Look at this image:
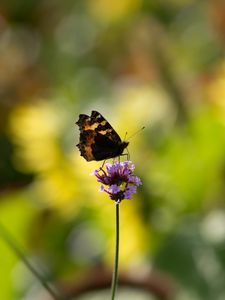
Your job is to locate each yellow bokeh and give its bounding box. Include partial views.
[206,61,225,121]
[8,102,64,172]
[87,0,142,23]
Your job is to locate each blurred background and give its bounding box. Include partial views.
[0,0,225,299]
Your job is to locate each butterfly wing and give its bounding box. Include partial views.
[76,111,127,161]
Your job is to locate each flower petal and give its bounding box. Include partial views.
[99,185,105,192]
[108,184,121,194]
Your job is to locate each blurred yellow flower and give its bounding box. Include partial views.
[9,102,64,172]
[207,61,225,122]
[87,0,142,23]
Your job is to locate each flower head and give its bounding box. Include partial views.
[92,161,142,202]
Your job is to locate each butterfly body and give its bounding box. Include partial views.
[76,111,129,161]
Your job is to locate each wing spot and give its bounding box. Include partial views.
[98,129,113,134]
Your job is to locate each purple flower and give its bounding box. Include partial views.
[92,160,142,202]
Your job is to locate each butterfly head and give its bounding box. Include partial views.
[121,140,129,150]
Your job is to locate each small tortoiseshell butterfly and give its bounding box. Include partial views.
[76,110,129,161]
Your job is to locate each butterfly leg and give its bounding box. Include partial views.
[120,148,130,161]
[101,160,106,169]
[126,147,130,161]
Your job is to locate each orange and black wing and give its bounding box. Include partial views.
[76,111,128,161]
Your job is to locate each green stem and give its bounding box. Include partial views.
[0,222,64,300]
[110,201,120,300]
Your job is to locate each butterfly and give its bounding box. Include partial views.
[76,110,129,161]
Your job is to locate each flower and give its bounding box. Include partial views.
[92,160,142,202]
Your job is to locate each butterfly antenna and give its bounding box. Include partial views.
[127,126,145,140]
